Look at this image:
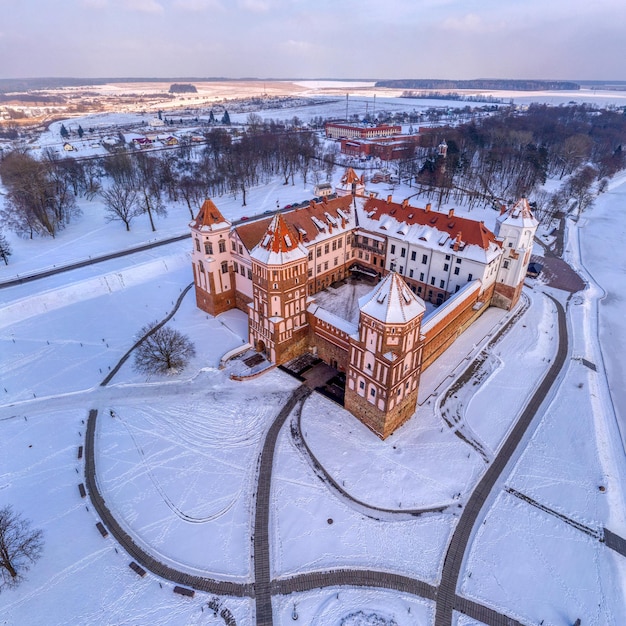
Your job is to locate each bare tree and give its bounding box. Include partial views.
[100,182,140,231]
[0,232,12,265]
[0,505,44,593]
[133,323,196,375]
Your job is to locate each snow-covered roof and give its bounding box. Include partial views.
[496,198,538,229]
[359,272,426,324]
[189,198,230,232]
[250,213,308,265]
[307,303,358,336]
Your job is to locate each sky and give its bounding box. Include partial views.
[1,0,625,81]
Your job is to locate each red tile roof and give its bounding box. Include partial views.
[363,197,498,250]
[190,199,229,230]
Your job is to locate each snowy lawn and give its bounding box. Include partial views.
[271,416,455,584]
[97,369,297,581]
[0,408,254,626]
[273,588,433,626]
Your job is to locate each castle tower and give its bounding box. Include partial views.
[248,213,310,364]
[345,273,426,439]
[335,167,365,198]
[492,198,539,310]
[190,199,236,316]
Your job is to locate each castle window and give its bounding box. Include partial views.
[338,238,343,248]
[455,285,460,292]
[440,279,445,289]
[221,261,228,274]
[317,248,322,258]
[334,257,338,266]
[317,264,321,273]
[457,258,462,264]
[247,269,252,280]
[233,261,239,272]
[240,265,245,276]
[454,267,460,275]
[390,244,396,254]
[445,254,451,260]
[332,240,337,251]
[239,245,243,254]
[195,238,201,252]
[308,269,313,277]
[468,273,473,281]
[359,380,365,390]
[411,251,416,261]
[422,254,428,264]
[325,243,329,254]
[409,269,414,278]
[419,272,424,281]
[219,240,226,253]
[444,263,449,271]
[205,242,213,255]
[503,260,510,269]
[198,260,204,273]
[324,261,328,271]
[417,286,422,294]
[401,248,406,258]
[399,266,404,275]
[370,388,376,397]
[390,262,396,271]
[308,251,313,261]
[508,242,513,247]
[430,277,436,285]
[231,241,236,250]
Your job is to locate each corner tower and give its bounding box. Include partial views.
[190,199,236,316]
[492,198,538,310]
[248,213,309,364]
[345,273,426,439]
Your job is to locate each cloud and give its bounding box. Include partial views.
[238,0,270,13]
[173,0,223,11]
[441,13,504,34]
[121,0,164,13]
[81,0,109,8]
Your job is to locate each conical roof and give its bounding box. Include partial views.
[250,213,308,265]
[359,272,426,324]
[190,198,230,231]
[496,198,537,229]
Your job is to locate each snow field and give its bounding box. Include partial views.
[97,370,297,581]
[0,409,256,626]
[273,587,433,625]
[271,417,455,584]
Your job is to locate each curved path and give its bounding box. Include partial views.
[434,294,569,626]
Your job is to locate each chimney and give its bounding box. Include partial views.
[387,195,392,204]
[453,231,462,251]
[341,215,346,229]
[500,204,507,215]
[402,199,409,208]
[448,208,454,218]
[310,200,316,209]
[425,202,431,212]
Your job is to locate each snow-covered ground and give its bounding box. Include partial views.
[2,110,626,623]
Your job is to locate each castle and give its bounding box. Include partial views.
[190,169,537,438]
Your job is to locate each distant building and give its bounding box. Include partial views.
[314,182,333,198]
[325,122,402,140]
[189,169,537,438]
[340,135,421,161]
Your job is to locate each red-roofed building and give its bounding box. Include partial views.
[325,122,402,140]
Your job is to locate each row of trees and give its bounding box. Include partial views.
[406,103,626,218]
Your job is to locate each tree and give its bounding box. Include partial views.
[77,125,84,139]
[60,124,68,139]
[133,323,196,375]
[100,182,140,231]
[0,505,44,592]
[0,232,12,265]
[221,110,231,125]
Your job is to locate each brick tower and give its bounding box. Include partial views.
[190,199,236,316]
[248,213,310,364]
[345,272,426,439]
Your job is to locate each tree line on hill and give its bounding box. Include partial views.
[376,79,581,91]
